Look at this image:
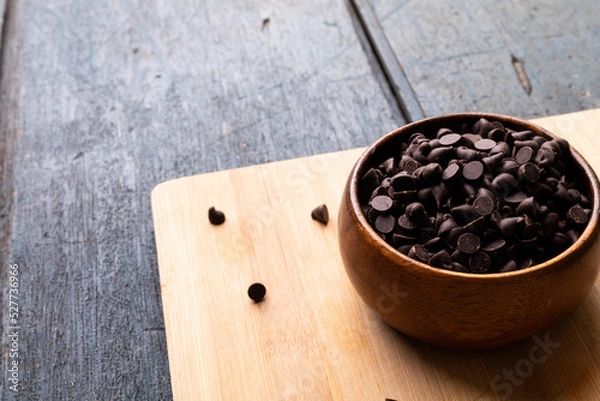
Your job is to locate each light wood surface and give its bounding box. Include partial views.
[155,110,600,400]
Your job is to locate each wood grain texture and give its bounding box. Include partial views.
[370,0,600,118]
[152,109,600,401]
[0,0,400,399]
[350,0,425,122]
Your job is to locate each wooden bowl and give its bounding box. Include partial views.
[338,113,600,349]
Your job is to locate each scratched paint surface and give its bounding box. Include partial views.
[370,0,600,118]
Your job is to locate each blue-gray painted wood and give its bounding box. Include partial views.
[0,0,401,399]
[371,0,600,118]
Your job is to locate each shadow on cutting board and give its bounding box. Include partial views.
[377,284,600,400]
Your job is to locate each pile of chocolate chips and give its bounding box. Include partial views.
[359,118,591,273]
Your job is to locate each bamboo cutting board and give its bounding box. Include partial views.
[152,109,600,401]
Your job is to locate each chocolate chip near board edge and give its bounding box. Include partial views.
[357,117,591,273]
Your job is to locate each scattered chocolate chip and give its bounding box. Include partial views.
[208,206,226,225]
[248,283,266,302]
[311,204,329,225]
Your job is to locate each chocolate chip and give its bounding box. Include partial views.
[490,142,511,156]
[567,204,588,225]
[428,249,452,268]
[414,163,443,185]
[515,146,535,164]
[482,238,506,253]
[208,206,226,225]
[393,233,417,246]
[486,128,506,142]
[498,159,520,175]
[248,283,266,302]
[503,191,527,204]
[424,236,445,252]
[463,216,485,234]
[456,146,480,162]
[520,258,534,269]
[437,214,457,237]
[535,146,555,167]
[469,252,491,273]
[371,195,393,212]
[375,214,396,233]
[451,203,479,223]
[361,168,382,189]
[392,189,418,204]
[439,133,462,146]
[499,260,518,272]
[409,244,433,263]
[405,202,429,226]
[473,195,495,215]
[551,232,571,253]
[474,138,497,151]
[515,197,538,218]
[311,204,329,225]
[491,173,518,196]
[482,152,505,171]
[511,130,534,141]
[397,214,417,231]
[518,163,541,183]
[498,216,525,237]
[457,232,481,254]
[442,163,461,182]
[391,171,416,190]
[462,161,484,181]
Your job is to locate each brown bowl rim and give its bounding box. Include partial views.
[349,112,600,280]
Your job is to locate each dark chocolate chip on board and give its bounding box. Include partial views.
[208,206,226,225]
[311,204,329,225]
[248,283,266,302]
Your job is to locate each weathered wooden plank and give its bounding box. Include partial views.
[370,0,600,118]
[351,0,425,122]
[0,0,401,399]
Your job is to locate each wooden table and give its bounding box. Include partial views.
[1,0,599,399]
